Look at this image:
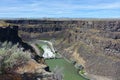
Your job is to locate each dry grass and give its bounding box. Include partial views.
[0,21,9,27]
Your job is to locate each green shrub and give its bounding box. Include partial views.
[0,42,31,74]
[79,70,85,75]
[35,44,44,57]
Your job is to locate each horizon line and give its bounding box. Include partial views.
[1,17,120,20]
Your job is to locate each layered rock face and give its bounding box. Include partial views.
[3,19,120,80]
[0,26,36,53]
[4,19,120,40]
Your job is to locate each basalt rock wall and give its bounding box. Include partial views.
[0,26,35,53]
[4,19,120,40]
[5,19,120,32]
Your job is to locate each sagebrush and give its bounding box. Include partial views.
[0,42,31,74]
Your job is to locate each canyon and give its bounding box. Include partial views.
[0,19,120,80]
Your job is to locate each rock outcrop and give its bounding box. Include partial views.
[0,59,54,80]
[0,25,36,53]
[0,25,57,80]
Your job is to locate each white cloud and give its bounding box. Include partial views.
[0,0,120,18]
[0,1,120,12]
[75,2,120,9]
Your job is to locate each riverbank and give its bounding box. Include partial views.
[45,58,87,80]
[36,40,89,80]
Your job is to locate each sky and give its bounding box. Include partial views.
[0,0,120,18]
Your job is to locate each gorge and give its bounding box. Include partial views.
[0,19,120,80]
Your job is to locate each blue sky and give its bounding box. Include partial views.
[0,0,120,18]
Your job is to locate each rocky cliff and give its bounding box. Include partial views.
[4,19,120,40]
[0,23,58,80]
[2,19,120,80]
[0,25,36,53]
